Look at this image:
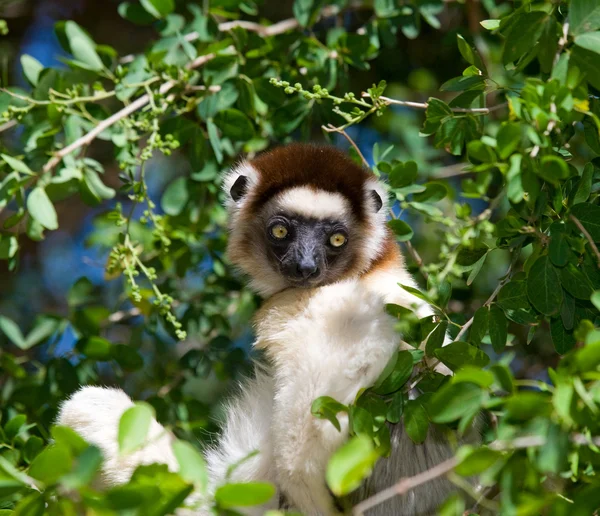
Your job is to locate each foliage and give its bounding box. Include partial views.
[0,0,600,513]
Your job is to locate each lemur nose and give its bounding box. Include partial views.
[297,261,319,279]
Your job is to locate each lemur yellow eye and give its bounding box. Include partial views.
[271,224,288,239]
[330,233,347,247]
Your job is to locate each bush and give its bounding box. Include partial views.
[0,0,599,513]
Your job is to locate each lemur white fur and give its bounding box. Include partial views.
[58,144,461,515]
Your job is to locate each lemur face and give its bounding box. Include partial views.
[264,213,353,288]
[223,144,389,297]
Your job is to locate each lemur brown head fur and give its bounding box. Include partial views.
[223,143,395,297]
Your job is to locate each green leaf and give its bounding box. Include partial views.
[572,163,593,205]
[456,34,486,72]
[326,435,379,496]
[140,0,174,19]
[206,119,223,163]
[560,263,593,300]
[575,31,600,54]
[83,168,116,203]
[27,187,58,231]
[389,161,418,188]
[456,246,488,267]
[425,321,448,357]
[161,177,189,216]
[537,423,569,474]
[570,0,600,34]
[118,402,155,454]
[214,109,255,141]
[61,445,103,489]
[386,391,404,423]
[1,154,34,175]
[65,21,104,71]
[434,341,490,371]
[111,344,144,371]
[403,400,429,444]
[469,306,489,346]
[538,156,569,185]
[311,396,347,431]
[548,222,570,267]
[440,75,486,92]
[481,19,500,30]
[571,202,600,242]
[455,446,503,476]
[502,12,548,64]
[0,235,18,260]
[215,482,276,508]
[293,0,323,27]
[504,392,551,420]
[387,219,413,241]
[172,441,208,492]
[0,315,26,348]
[5,415,26,441]
[452,366,494,388]
[551,317,576,354]
[76,336,113,360]
[572,46,600,90]
[373,350,414,394]
[118,2,156,24]
[496,122,521,159]
[28,444,72,485]
[488,305,507,353]
[20,55,43,86]
[592,291,600,311]
[526,256,563,315]
[429,382,484,423]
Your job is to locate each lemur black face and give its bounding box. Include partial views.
[265,214,351,288]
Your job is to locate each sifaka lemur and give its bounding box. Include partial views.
[59,143,464,515]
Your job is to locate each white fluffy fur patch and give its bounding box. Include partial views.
[57,386,178,486]
[274,187,351,220]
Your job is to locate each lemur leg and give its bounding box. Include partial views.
[59,376,278,516]
[203,370,279,515]
[259,281,398,515]
[57,386,178,487]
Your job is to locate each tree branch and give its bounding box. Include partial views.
[322,124,370,169]
[353,431,600,515]
[375,95,508,115]
[42,51,221,173]
[352,458,458,516]
[43,9,333,173]
[570,214,600,268]
[0,120,17,133]
[120,6,342,64]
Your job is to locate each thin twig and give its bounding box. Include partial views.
[404,240,428,280]
[553,22,570,68]
[434,162,470,179]
[107,306,142,324]
[0,119,17,133]
[570,214,600,268]
[454,249,518,342]
[323,124,369,169]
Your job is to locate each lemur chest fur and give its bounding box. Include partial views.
[254,278,399,403]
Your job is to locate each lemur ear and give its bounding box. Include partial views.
[369,190,383,212]
[230,175,249,202]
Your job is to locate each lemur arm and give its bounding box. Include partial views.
[256,280,399,515]
[57,386,179,486]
